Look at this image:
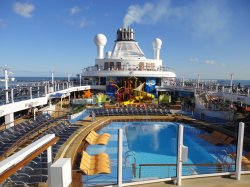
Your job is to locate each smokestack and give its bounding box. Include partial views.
[152,38,162,60]
[94,34,107,59]
[116,27,135,41]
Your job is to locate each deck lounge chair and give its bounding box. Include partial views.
[85,130,111,145]
[80,151,111,175]
[200,131,233,145]
[230,152,250,170]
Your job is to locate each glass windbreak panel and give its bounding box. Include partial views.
[83,127,119,186]
[182,122,237,176]
[124,122,177,181]
[85,121,178,185]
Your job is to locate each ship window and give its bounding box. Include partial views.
[116,62,121,70]
[110,62,114,69]
[104,62,109,70]
[151,63,155,70]
[146,63,151,70]
[139,62,144,70]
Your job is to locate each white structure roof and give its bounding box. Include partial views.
[111,41,146,59]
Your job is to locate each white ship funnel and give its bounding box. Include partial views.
[152,38,162,60]
[94,34,107,59]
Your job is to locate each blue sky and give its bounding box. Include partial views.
[0,0,250,80]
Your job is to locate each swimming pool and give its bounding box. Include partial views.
[83,122,236,186]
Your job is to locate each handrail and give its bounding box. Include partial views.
[0,136,59,183]
[138,163,238,178]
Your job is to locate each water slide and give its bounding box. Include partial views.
[133,83,155,99]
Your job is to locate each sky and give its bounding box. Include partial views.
[0,0,250,80]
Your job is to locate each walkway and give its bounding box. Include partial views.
[134,175,250,187]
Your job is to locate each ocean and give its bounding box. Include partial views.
[0,77,249,88]
[0,77,69,88]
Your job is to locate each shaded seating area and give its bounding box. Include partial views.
[80,151,111,175]
[199,131,234,145]
[85,130,111,145]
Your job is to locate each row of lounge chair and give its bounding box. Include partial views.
[80,130,112,175]
[199,131,234,145]
[85,130,111,145]
[80,151,111,175]
[6,120,80,186]
[89,107,171,117]
[0,114,52,157]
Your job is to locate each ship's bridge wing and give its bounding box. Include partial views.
[111,41,146,59]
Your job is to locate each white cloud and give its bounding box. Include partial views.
[123,0,173,27]
[188,1,229,39]
[79,19,87,28]
[123,0,230,39]
[204,60,216,65]
[70,6,81,15]
[13,2,35,18]
[189,57,198,63]
[0,19,6,28]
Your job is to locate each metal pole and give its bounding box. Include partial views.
[51,71,54,86]
[4,67,9,104]
[47,146,52,168]
[30,87,32,99]
[11,88,14,103]
[197,74,200,88]
[79,72,82,86]
[177,124,184,186]
[118,128,123,187]
[230,73,233,93]
[68,73,71,83]
[236,122,245,180]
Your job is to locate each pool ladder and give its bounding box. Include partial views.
[218,149,233,171]
[124,151,137,177]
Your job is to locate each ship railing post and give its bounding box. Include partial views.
[248,88,250,97]
[177,124,184,186]
[30,87,32,99]
[236,122,245,180]
[45,84,47,95]
[11,88,14,103]
[118,128,123,187]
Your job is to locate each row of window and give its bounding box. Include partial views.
[101,62,156,70]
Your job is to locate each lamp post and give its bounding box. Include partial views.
[230,73,234,93]
[79,69,82,86]
[0,66,15,104]
[50,71,55,93]
[68,73,71,88]
[197,74,200,88]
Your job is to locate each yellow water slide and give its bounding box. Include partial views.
[133,83,155,100]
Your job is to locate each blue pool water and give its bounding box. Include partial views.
[83,122,236,186]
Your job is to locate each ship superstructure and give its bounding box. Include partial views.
[81,27,176,89]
